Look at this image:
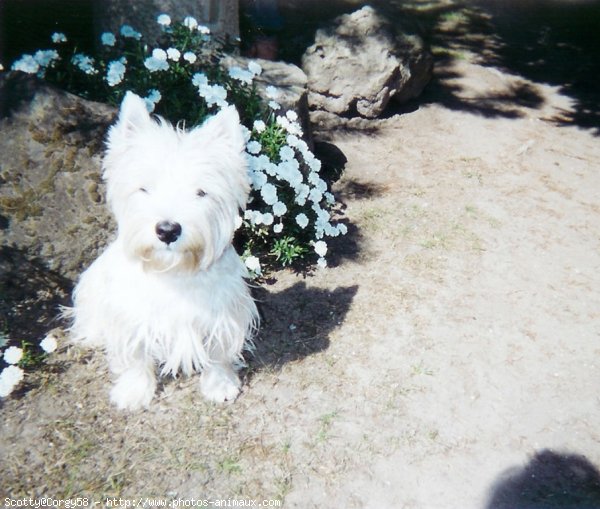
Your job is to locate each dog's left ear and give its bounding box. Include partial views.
[196,106,245,154]
[109,92,153,145]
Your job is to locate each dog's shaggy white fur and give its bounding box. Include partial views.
[69,92,259,410]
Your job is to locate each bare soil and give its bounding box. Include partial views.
[2,2,600,507]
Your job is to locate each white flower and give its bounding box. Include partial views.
[198,25,211,35]
[157,14,171,27]
[272,201,287,217]
[0,64,4,72]
[260,183,278,205]
[228,66,254,84]
[274,223,283,234]
[337,223,348,235]
[12,54,39,74]
[52,32,67,43]
[183,16,198,30]
[317,257,328,269]
[265,85,280,99]
[106,59,126,86]
[295,213,309,229]
[246,141,261,155]
[3,346,22,365]
[0,365,24,397]
[152,48,168,61]
[268,100,281,111]
[309,187,323,204]
[40,334,58,353]
[144,55,169,72]
[143,89,162,112]
[307,156,322,172]
[248,61,262,76]
[294,184,310,206]
[249,168,267,190]
[253,120,266,133]
[197,83,228,108]
[120,24,142,40]
[286,110,298,122]
[101,32,116,46]
[262,212,274,226]
[166,48,181,61]
[286,134,300,147]
[192,72,208,87]
[279,145,295,162]
[314,240,328,257]
[183,51,197,64]
[234,215,243,230]
[276,115,303,136]
[245,256,262,274]
[72,53,97,75]
[34,49,59,68]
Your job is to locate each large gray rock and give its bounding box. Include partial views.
[302,6,433,119]
[0,74,115,283]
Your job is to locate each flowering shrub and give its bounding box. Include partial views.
[8,14,347,274]
[0,332,57,398]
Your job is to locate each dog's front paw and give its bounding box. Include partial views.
[110,367,156,410]
[200,366,241,403]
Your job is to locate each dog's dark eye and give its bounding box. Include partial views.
[196,189,207,198]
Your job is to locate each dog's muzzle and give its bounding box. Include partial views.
[155,220,182,245]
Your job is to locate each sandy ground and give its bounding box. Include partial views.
[2,4,600,508]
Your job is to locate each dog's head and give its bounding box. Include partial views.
[103,92,249,273]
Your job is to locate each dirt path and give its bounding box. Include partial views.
[3,28,600,509]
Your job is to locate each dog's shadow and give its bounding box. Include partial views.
[247,281,358,372]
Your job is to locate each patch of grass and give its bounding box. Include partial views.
[410,361,434,377]
[219,456,242,475]
[316,411,339,443]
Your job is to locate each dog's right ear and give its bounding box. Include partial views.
[109,92,152,142]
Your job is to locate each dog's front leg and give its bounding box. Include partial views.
[109,356,157,410]
[200,340,241,403]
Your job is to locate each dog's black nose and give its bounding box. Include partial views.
[155,220,182,245]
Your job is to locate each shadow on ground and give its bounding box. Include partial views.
[250,281,358,370]
[486,450,600,509]
[0,246,71,344]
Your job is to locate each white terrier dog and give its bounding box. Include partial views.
[69,92,259,410]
